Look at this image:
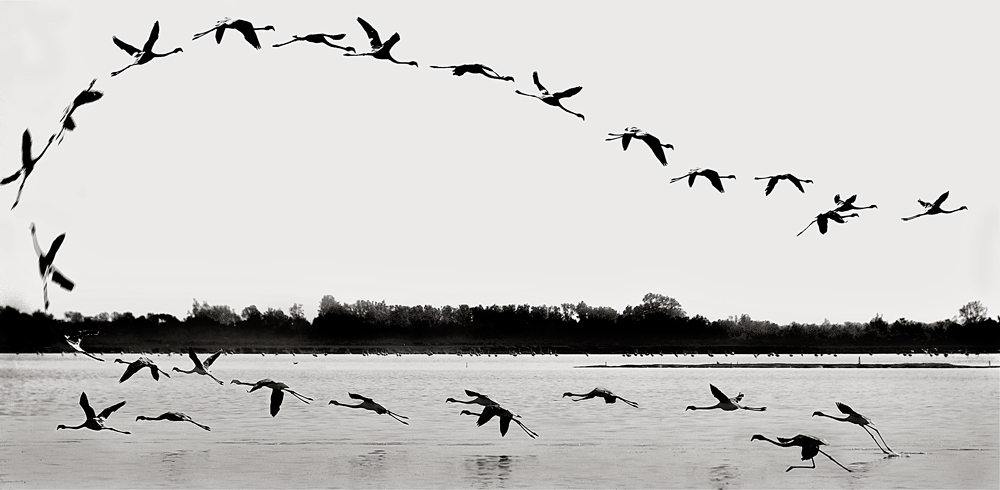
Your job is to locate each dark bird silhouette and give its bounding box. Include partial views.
[429,63,513,81]
[832,194,877,213]
[515,71,584,120]
[670,168,736,193]
[231,379,313,417]
[114,356,170,383]
[446,389,500,406]
[329,393,408,424]
[192,18,275,49]
[57,392,130,435]
[57,79,103,143]
[2,130,55,210]
[901,191,968,221]
[685,384,765,411]
[343,17,417,66]
[797,211,860,236]
[562,387,638,408]
[172,347,224,384]
[272,33,354,52]
[754,174,813,195]
[136,412,210,431]
[606,127,674,166]
[111,21,183,77]
[62,330,103,362]
[813,402,894,455]
[28,223,74,310]
[751,434,851,472]
[460,405,538,439]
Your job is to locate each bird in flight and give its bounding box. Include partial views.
[136,412,211,431]
[57,392,130,435]
[832,194,877,213]
[813,402,895,455]
[901,191,968,221]
[515,71,584,120]
[232,379,313,417]
[685,384,765,411]
[192,18,275,49]
[446,389,500,407]
[2,130,55,210]
[606,127,674,166]
[343,17,418,66]
[272,33,354,52]
[429,63,514,82]
[330,393,409,424]
[754,174,813,195]
[57,79,103,144]
[29,223,74,310]
[751,434,851,472]
[111,21,183,77]
[562,387,638,408]
[460,404,538,439]
[797,210,859,236]
[172,347,225,384]
[115,356,170,383]
[670,168,737,193]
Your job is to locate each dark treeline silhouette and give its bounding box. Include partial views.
[1,295,996,355]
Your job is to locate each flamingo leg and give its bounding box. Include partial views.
[785,458,816,472]
[205,372,225,385]
[865,425,895,454]
[817,449,852,472]
[386,411,409,425]
[513,419,538,439]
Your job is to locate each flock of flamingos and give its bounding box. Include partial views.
[2,13,945,475]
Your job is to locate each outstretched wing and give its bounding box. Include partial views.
[817,214,829,234]
[499,416,511,436]
[835,402,858,416]
[120,361,143,383]
[790,177,805,193]
[270,389,284,416]
[99,400,126,420]
[764,177,778,195]
[29,224,42,257]
[46,234,66,262]
[531,71,547,94]
[50,268,75,291]
[142,21,160,53]
[348,392,373,403]
[843,194,857,206]
[322,33,347,41]
[381,32,401,52]
[465,389,486,398]
[112,36,140,56]
[80,392,96,420]
[641,135,668,165]
[553,86,582,99]
[21,130,33,165]
[188,347,205,370]
[933,191,950,208]
[707,173,726,193]
[709,384,729,404]
[356,17,382,50]
[203,350,223,368]
[476,405,499,427]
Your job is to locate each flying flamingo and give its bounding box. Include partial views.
[754,174,813,195]
[343,17,418,66]
[812,402,894,454]
[670,168,737,193]
[562,387,638,408]
[272,33,354,52]
[62,330,103,362]
[446,389,500,406]
[515,71,584,120]
[429,63,514,81]
[231,379,313,417]
[28,223,74,310]
[606,127,674,166]
[172,347,225,384]
[901,191,968,221]
[832,194,877,213]
[750,434,851,472]
[460,405,538,438]
[685,384,765,411]
[57,392,130,435]
[111,21,183,77]
[329,393,409,424]
[797,211,860,236]
[2,130,55,210]
[114,356,170,383]
[136,412,210,431]
[192,18,275,50]
[57,79,103,143]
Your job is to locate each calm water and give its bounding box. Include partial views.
[1,353,997,489]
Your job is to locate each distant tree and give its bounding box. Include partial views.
[241,305,262,322]
[188,299,239,326]
[91,312,111,323]
[112,311,135,323]
[64,311,84,323]
[958,301,988,324]
[625,293,687,319]
[318,295,348,317]
[289,303,305,320]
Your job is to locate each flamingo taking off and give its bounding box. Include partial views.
[901,191,968,221]
[751,434,851,472]
[446,389,500,406]
[832,194,877,213]
[329,393,409,424]
[62,330,103,362]
[460,405,538,439]
[754,174,813,195]
[231,379,313,417]
[57,392,130,435]
[562,387,638,408]
[813,402,894,455]
[272,33,354,52]
[2,130,55,210]
[670,168,737,193]
[172,347,225,384]
[606,127,674,166]
[515,71,584,120]
[136,412,210,431]
[28,223,74,310]
[343,17,417,66]
[429,63,513,81]
[111,21,183,77]
[57,79,103,143]
[192,18,275,49]
[797,211,860,236]
[115,356,170,383]
[685,384,765,411]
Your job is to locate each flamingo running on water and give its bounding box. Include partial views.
[751,434,851,472]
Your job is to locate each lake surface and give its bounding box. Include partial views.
[1,353,997,489]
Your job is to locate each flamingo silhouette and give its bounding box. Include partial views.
[329,393,409,424]
[111,21,183,77]
[57,79,103,143]
[61,330,103,361]
[686,384,765,411]
[115,356,170,383]
[754,174,813,195]
[429,63,513,81]
[2,130,55,210]
[272,33,354,52]
[670,168,737,193]
[797,211,860,236]
[172,347,224,384]
[57,392,130,435]
[562,387,638,408]
[136,412,210,431]
[343,18,417,66]
[751,434,851,472]
[446,389,500,406]
[28,223,74,310]
[192,18,275,49]
[813,402,894,454]
[231,379,313,417]
[460,405,538,438]
[515,71,584,120]
[606,127,674,166]
[901,191,968,221]
[832,194,877,213]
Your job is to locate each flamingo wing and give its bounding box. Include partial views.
[79,392,97,420]
[706,172,726,193]
[233,21,263,49]
[688,172,698,187]
[709,384,730,404]
[46,234,66,263]
[112,36,140,56]
[844,194,857,206]
[620,132,633,150]
[29,224,42,257]
[270,389,284,416]
[835,402,859,416]
[214,24,225,44]
[640,135,668,165]
[203,350,223,368]
[188,347,205,370]
[21,130,33,165]
[531,71,548,95]
[817,214,829,234]
[499,415,511,436]
[790,177,805,193]
[932,191,950,208]
[552,86,582,99]
[98,400,126,420]
[764,177,778,195]
[119,361,143,383]
[356,17,382,50]
[380,32,401,52]
[142,21,160,53]
[348,392,374,403]
[476,406,499,427]
[464,389,486,398]
[323,33,347,41]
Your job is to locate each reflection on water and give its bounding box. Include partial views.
[709,461,739,488]
[465,455,515,488]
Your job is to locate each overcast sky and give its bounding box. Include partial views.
[1,1,997,325]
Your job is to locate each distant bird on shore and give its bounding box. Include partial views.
[813,402,894,455]
[686,384,765,411]
[460,405,538,438]
[562,387,638,408]
[447,389,500,406]
[136,412,210,431]
[62,330,103,361]
[57,79,103,143]
[2,130,55,210]
[901,191,968,221]
[330,393,408,424]
[29,223,74,310]
[751,434,851,472]
[57,392,129,435]
[606,127,674,166]
[797,211,859,237]
[272,33,354,52]
[429,63,513,81]
[670,168,737,193]
[231,379,312,416]
[172,347,225,384]
[115,356,170,383]
[754,174,813,195]
[192,18,275,49]
[515,71,584,120]
[832,194,877,213]
[344,17,418,66]
[111,21,183,77]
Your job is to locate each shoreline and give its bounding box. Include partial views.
[577,362,997,369]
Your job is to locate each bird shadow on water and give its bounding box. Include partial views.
[464,455,516,488]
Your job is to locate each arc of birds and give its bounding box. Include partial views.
[670,168,737,193]
[562,387,638,408]
[515,71,584,120]
[751,434,851,472]
[232,378,313,417]
[57,392,130,435]
[754,174,813,196]
[28,223,74,311]
[115,356,170,383]
[813,402,895,455]
[606,127,673,166]
[330,393,409,425]
[1,130,56,210]
[272,33,355,52]
[460,404,538,438]
[192,18,275,50]
[685,384,765,411]
[111,21,183,77]
[901,191,968,221]
[428,63,514,82]
[172,347,225,384]
[136,412,210,431]
[343,17,417,66]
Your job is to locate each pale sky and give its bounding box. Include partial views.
[1,1,997,325]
